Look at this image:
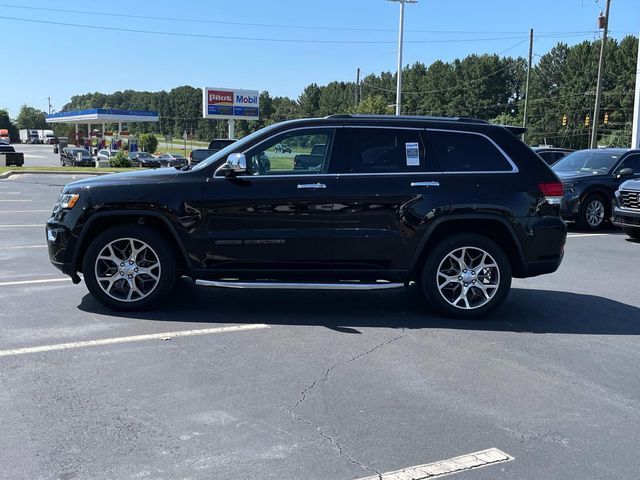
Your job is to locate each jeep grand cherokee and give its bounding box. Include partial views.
[46,115,566,318]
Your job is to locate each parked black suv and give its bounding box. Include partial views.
[46,115,566,318]
[552,148,640,230]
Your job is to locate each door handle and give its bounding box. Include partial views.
[297,183,327,189]
[410,181,440,188]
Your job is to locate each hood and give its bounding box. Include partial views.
[65,167,180,190]
[553,170,609,182]
[620,179,640,191]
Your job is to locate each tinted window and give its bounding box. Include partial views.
[244,129,333,176]
[536,150,555,165]
[553,151,621,175]
[428,130,512,172]
[617,154,640,173]
[332,128,425,174]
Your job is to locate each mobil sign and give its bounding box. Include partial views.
[203,87,260,120]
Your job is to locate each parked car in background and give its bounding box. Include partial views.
[190,139,237,165]
[208,139,236,150]
[47,115,567,318]
[0,129,12,145]
[613,179,640,239]
[60,147,94,167]
[552,148,640,230]
[0,144,24,166]
[273,143,292,153]
[128,151,161,168]
[96,149,118,164]
[157,153,187,168]
[532,146,574,166]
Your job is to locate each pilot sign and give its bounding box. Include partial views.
[202,87,260,120]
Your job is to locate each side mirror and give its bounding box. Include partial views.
[216,153,247,176]
[618,167,634,178]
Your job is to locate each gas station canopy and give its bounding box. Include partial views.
[46,108,159,124]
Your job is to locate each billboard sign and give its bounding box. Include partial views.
[203,87,259,120]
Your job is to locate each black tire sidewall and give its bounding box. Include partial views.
[421,233,512,319]
[82,225,176,310]
[577,194,608,231]
[623,227,640,239]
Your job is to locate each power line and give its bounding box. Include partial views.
[0,13,604,46]
[0,3,607,36]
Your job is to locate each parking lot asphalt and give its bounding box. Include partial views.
[10,143,62,167]
[1,173,639,480]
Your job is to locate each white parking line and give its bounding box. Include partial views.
[355,448,513,480]
[0,199,31,202]
[3,245,47,249]
[0,224,42,227]
[0,210,50,213]
[0,278,70,287]
[0,324,270,357]
[4,192,21,195]
[567,233,610,238]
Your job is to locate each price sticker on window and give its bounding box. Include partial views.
[405,142,420,166]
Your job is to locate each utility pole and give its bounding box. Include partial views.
[47,97,52,115]
[522,29,534,143]
[388,0,417,116]
[356,68,361,106]
[632,29,640,149]
[590,0,611,149]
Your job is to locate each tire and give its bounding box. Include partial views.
[71,160,76,167]
[82,225,176,310]
[576,194,608,231]
[420,234,512,319]
[623,227,640,240]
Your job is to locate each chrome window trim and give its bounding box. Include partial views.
[212,172,446,180]
[426,127,519,174]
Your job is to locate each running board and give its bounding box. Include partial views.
[195,279,404,290]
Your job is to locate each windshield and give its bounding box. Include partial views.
[70,149,90,157]
[552,150,621,175]
[137,152,152,158]
[191,125,280,172]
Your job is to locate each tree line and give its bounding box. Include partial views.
[2,35,637,149]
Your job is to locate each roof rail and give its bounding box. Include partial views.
[324,114,490,124]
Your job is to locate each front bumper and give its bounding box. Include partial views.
[46,221,79,280]
[560,192,580,220]
[612,206,640,228]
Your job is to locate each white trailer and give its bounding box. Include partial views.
[19,129,40,144]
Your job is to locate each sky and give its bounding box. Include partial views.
[1,0,639,118]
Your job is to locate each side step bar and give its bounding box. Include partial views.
[195,279,404,291]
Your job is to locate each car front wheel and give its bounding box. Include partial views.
[82,225,176,310]
[577,194,608,230]
[421,234,512,319]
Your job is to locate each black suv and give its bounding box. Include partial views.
[552,149,640,230]
[46,115,566,318]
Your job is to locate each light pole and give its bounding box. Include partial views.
[388,0,417,116]
[590,0,611,149]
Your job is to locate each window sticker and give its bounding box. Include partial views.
[406,142,420,166]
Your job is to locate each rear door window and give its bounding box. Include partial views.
[427,130,514,172]
[330,128,427,174]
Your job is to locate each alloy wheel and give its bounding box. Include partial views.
[94,237,161,302]
[586,199,605,227]
[436,246,500,310]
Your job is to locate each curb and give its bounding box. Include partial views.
[0,170,114,180]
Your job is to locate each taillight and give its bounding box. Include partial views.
[538,182,563,205]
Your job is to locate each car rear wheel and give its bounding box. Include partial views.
[420,234,512,319]
[82,225,176,310]
[577,194,608,230]
[623,227,640,240]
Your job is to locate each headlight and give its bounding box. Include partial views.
[58,193,80,209]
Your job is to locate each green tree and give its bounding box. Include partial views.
[139,133,158,154]
[354,95,393,114]
[16,105,47,129]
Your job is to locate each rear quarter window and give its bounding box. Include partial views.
[427,130,514,172]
